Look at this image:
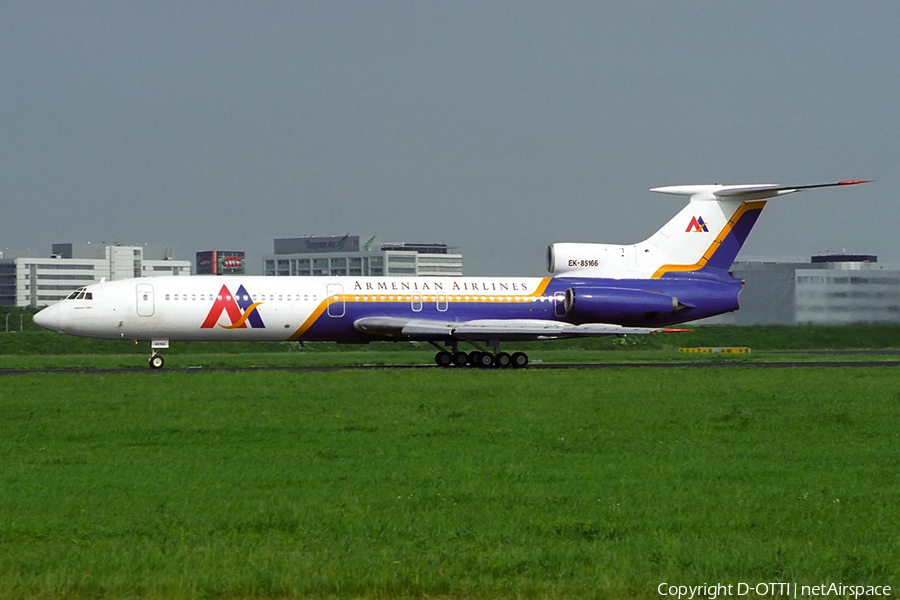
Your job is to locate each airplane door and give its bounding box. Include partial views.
[136,283,154,317]
[554,291,567,317]
[326,283,345,317]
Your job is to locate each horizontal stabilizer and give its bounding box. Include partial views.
[651,180,870,201]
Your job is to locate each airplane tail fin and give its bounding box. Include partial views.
[643,181,868,278]
[547,181,869,279]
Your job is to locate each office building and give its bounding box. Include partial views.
[263,236,463,277]
[706,254,900,324]
[0,243,191,307]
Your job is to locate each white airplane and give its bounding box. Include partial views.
[34,180,868,369]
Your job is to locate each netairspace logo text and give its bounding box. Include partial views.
[658,582,892,599]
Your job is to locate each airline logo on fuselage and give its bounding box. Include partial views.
[686,216,709,233]
[201,284,265,329]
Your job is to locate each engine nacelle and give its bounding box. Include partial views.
[547,243,636,277]
[564,287,680,321]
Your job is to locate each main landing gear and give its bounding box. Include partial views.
[431,343,529,369]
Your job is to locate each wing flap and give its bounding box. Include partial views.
[452,319,570,336]
[354,316,453,338]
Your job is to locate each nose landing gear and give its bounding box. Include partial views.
[149,340,169,369]
[149,353,165,369]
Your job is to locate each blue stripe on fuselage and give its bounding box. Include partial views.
[297,272,742,340]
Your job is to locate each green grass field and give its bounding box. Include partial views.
[1,367,898,599]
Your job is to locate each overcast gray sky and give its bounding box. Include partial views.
[2,2,896,275]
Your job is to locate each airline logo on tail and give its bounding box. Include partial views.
[686,216,709,233]
[201,285,265,329]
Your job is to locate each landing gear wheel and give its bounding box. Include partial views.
[476,352,495,368]
[451,352,469,367]
[511,352,529,369]
[149,354,165,369]
[435,351,452,368]
[494,352,512,368]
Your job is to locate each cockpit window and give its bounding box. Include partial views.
[65,287,92,301]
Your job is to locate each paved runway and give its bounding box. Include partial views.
[3,360,900,376]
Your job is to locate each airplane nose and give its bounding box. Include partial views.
[33,303,61,332]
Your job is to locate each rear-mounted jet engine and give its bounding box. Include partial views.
[564,287,686,321]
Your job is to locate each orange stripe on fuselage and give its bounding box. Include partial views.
[288,299,329,340]
[651,201,766,278]
[532,277,552,296]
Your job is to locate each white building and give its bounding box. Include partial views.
[795,256,900,324]
[0,243,191,307]
[263,236,463,278]
[706,255,900,325]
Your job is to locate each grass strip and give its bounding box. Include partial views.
[1,368,897,598]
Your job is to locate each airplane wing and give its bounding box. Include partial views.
[353,316,679,342]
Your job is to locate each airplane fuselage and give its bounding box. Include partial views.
[36,272,741,343]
